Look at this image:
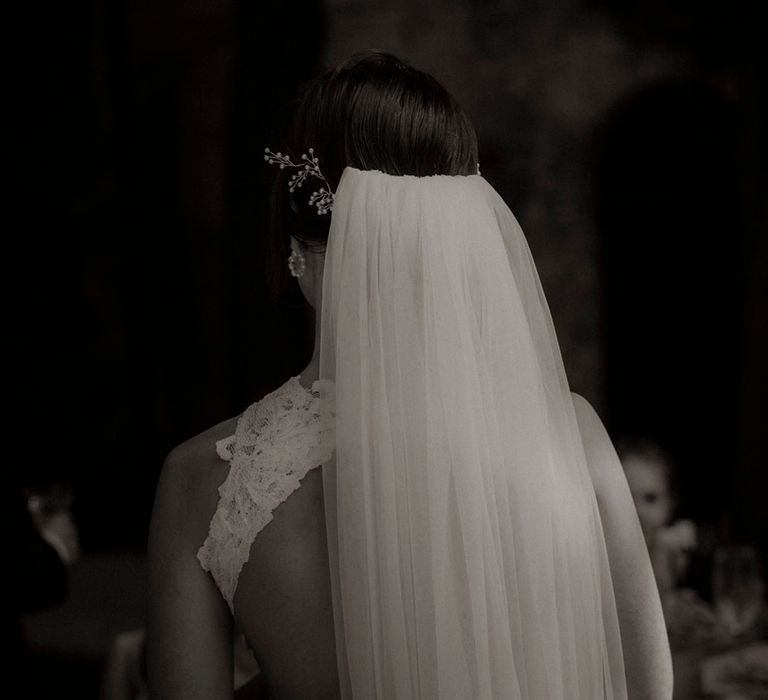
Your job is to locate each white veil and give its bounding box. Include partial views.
[317,166,628,699]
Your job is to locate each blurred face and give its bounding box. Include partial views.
[623,455,674,543]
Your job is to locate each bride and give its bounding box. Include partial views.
[147,50,672,699]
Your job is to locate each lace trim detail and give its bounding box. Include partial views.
[196,375,334,614]
[215,434,236,461]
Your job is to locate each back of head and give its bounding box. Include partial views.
[265,50,479,301]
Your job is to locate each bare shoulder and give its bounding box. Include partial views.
[147,416,240,699]
[151,415,239,546]
[570,392,620,497]
[570,392,605,449]
[569,403,673,697]
[162,416,238,485]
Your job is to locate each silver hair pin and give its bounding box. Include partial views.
[264,147,335,215]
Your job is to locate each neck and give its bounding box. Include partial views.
[298,310,321,389]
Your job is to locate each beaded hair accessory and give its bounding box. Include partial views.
[264,147,335,215]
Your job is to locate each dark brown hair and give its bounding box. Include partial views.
[263,50,479,303]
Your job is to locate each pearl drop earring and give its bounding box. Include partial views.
[288,247,306,278]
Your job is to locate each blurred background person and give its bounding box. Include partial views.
[617,439,722,645]
[617,439,693,592]
[26,482,81,568]
[617,438,768,697]
[2,474,77,697]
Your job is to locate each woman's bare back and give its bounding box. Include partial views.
[232,466,340,697]
[181,376,340,699]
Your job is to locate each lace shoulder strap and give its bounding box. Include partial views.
[196,376,334,614]
[215,434,236,461]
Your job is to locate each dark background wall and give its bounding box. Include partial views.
[3,2,766,686]
[4,0,324,551]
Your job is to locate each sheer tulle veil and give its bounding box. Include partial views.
[316,166,628,699]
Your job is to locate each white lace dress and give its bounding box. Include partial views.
[196,375,334,614]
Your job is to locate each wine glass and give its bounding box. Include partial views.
[712,545,765,641]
